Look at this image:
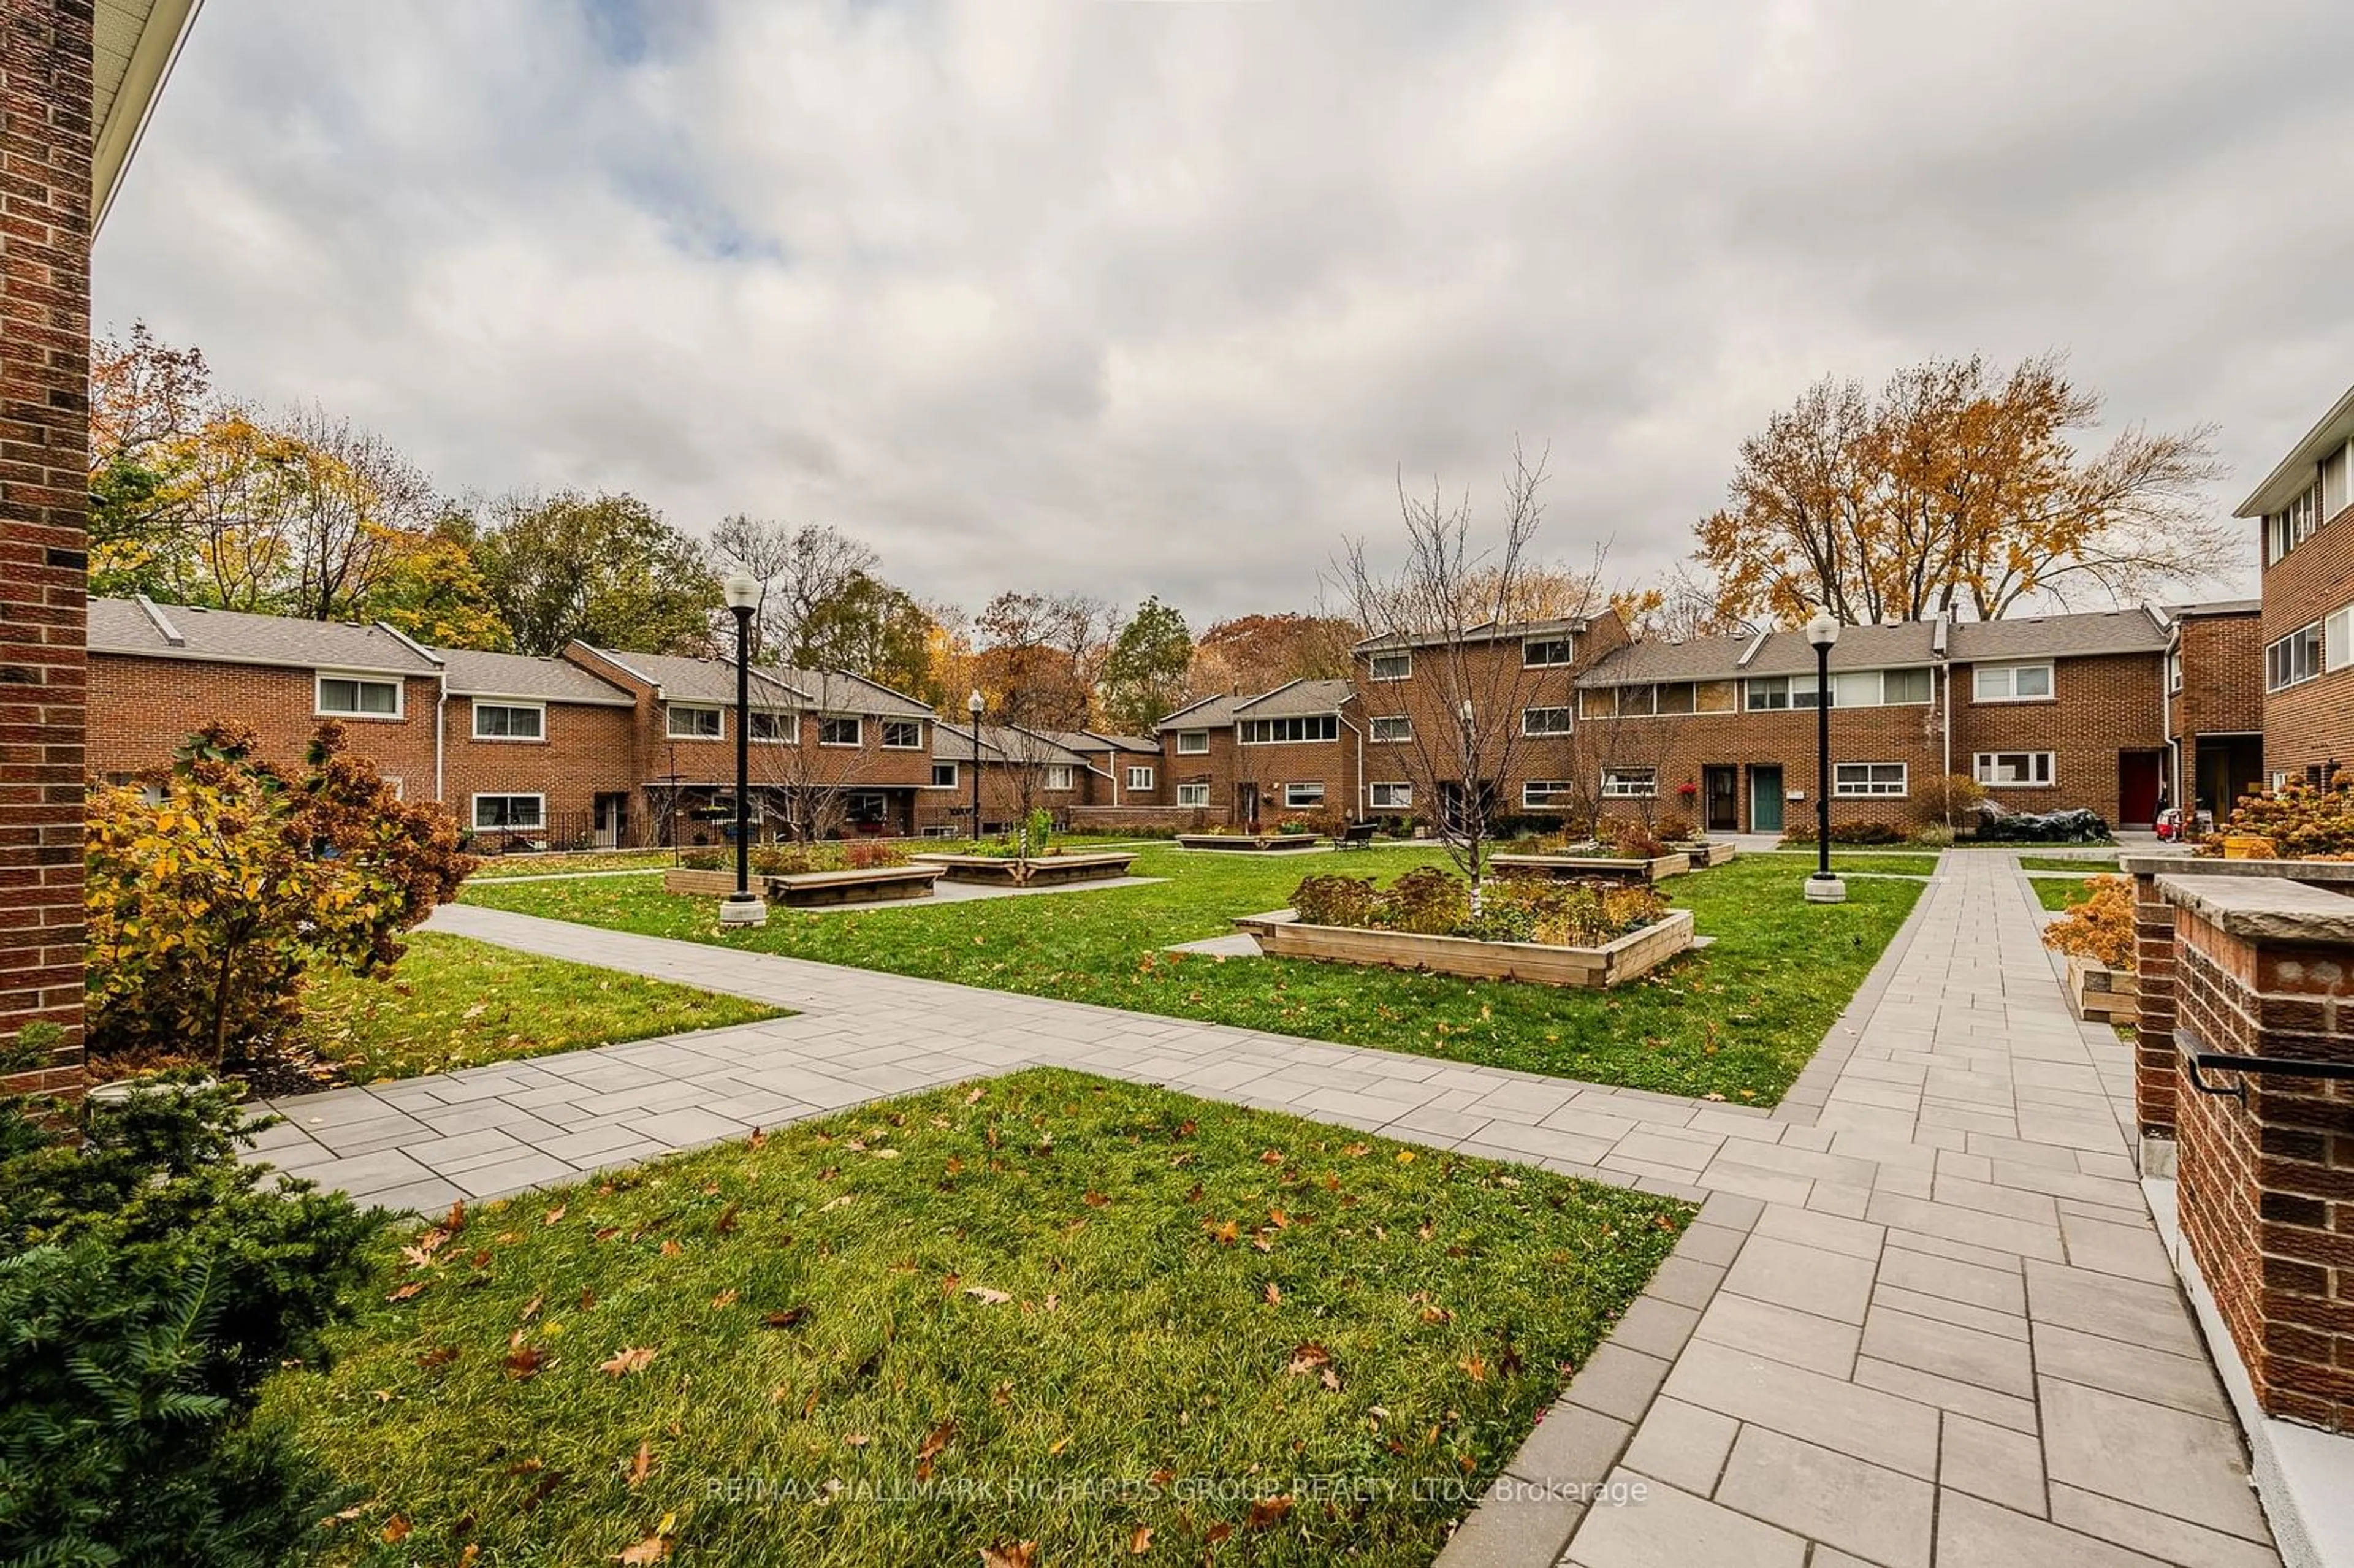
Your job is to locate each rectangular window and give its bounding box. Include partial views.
[1974,663,2053,701]
[472,793,544,830]
[1522,780,1575,807]
[1974,752,2055,788]
[749,710,797,743]
[1126,765,1155,791]
[1744,674,1822,710]
[882,719,923,749]
[929,762,958,788]
[1176,783,1211,807]
[2166,648,2183,692]
[666,703,722,739]
[1523,636,1575,668]
[1834,763,1908,797]
[1522,706,1574,736]
[471,701,544,740]
[1240,715,1339,744]
[1176,729,1210,754]
[1043,765,1073,791]
[1614,685,1656,717]
[1882,668,1933,705]
[317,674,403,718]
[1283,782,1325,809]
[1368,651,1411,681]
[1694,680,1737,714]
[2325,604,2353,673]
[1601,767,1656,798]
[820,717,863,747]
[1369,715,1412,742]
[1653,681,1696,715]
[1368,781,1411,810]
[2267,625,2325,691]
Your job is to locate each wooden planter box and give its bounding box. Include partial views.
[663,864,942,907]
[1490,852,1691,884]
[909,850,1138,886]
[1231,907,1693,988]
[2065,953,2139,1024]
[1670,841,1737,869]
[1175,834,1328,853]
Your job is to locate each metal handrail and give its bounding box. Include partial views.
[2176,1028,2354,1104]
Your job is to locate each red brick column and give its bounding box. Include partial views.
[2161,873,2354,1432]
[2127,865,2180,1137]
[0,1,93,1094]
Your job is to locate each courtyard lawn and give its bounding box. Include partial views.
[2017,854,2122,873]
[468,848,677,879]
[1743,850,1942,877]
[264,1069,1688,1568]
[300,932,787,1081]
[2032,874,2106,913]
[464,844,1925,1105]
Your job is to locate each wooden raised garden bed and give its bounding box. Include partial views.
[2064,954,2138,1025]
[663,864,942,907]
[1175,834,1328,853]
[909,850,1138,886]
[1489,851,1690,884]
[1670,841,1737,869]
[1230,907,1694,989]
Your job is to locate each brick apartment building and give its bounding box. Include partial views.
[908,723,1144,835]
[2238,383,2354,788]
[2163,599,2265,826]
[1156,679,1363,829]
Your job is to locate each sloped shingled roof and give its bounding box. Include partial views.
[88,596,441,675]
[1156,692,1242,731]
[1945,609,2168,662]
[584,649,934,716]
[1234,678,1355,718]
[929,724,1092,767]
[438,649,634,705]
[1579,608,2168,688]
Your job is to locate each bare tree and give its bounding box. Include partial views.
[283,405,440,623]
[1335,441,1600,908]
[746,671,874,845]
[709,517,879,663]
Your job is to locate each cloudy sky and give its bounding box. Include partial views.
[96,0,2354,622]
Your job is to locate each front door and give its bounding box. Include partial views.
[1749,766,1785,834]
[1236,782,1259,831]
[2118,752,2162,828]
[593,792,627,848]
[1703,766,1739,833]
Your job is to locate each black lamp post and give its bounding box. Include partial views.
[967,689,985,842]
[718,571,767,927]
[1804,606,1846,904]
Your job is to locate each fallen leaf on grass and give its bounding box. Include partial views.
[979,1542,1035,1568]
[1246,1495,1294,1531]
[628,1441,655,1488]
[1286,1343,1330,1376]
[761,1306,811,1330]
[519,1294,543,1323]
[416,1345,458,1369]
[917,1418,958,1481]
[844,1433,870,1448]
[544,1205,566,1226]
[600,1347,658,1376]
[386,1282,425,1303]
[659,1239,684,1257]
[1203,1218,1239,1246]
[1459,1354,1487,1382]
[505,1345,544,1380]
[1263,1282,1282,1306]
[715,1203,739,1234]
[1129,1525,1154,1554]
[710,1288,739,1309]
[963,1285,1012,1307]
[381,1515,411,1543]
[615,1533,671,1564]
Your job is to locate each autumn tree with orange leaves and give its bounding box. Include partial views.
[1696,353,2231,626]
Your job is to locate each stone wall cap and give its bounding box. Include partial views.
[2121,854,2354,884]
[2155,873,2354,944]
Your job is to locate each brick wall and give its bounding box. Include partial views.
[441,696,636,840]
[88,653,441,788]
[1951,650,2168,825]
[2263,499,2354,784]
[2162,874,2354,1431]
[2131,870,2181,1138]
[0,2,91,1094]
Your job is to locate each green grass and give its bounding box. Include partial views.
[2017,854,2122,873]
[300,932,787,1081]
[464,845,1924,1105]
[468,848,677,880]
[1742,851,1942,877]
[265,1070,1688,1568]
[2032,875,2106,913]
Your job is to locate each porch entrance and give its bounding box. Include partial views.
[1703,766,1739,834]
[2118,751,2164,828]
[1748,765,1785,834]
[593,791,628,849]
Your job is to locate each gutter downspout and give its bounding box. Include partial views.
[435,679,446,805]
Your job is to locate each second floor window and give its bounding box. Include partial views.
[2266,626,2323,691]
[820,717,863,746]
[882,720,923,748]
[318,674,402,717]
[666,703,722,739]
[1369,715,1412,742]
[749,710,797,743]
[1974,663,2053,702]
[930,762,957,788]
[1240,715,1338,744]
[1176,729,1210,754]
[1127,766,1155,790]
[1368,651,1411,680]
[471,702,543,740]
[1523,636,1575,667]
[1521,706,1573,736]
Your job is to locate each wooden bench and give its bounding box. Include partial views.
[1335,821,1381,850]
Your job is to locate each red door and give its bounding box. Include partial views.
[2118,752,2162,827]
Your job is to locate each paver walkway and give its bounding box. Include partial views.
[246,853,2277,1567]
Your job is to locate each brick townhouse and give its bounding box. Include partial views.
[910,723,1107,836]
[1354,612,1634,828]
[1156,679,1363,829]
[2238,382,2354,788]
[1567,608,2175,833]
[2163,599,2264,827]
[84,596,943,846]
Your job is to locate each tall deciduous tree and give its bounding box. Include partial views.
[1190,612,1358,697]
[707,517,878,664]
[475,492,717,655]
[1696,352,2231,625]
[1100,596,1194,732]
[797,571,940,701]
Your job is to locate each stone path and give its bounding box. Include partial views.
[246,853,2278,1567]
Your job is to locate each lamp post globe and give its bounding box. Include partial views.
[1803,606,1846,905]
[718,570,768,927]
[967,689,985,843]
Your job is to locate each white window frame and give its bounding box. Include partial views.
[666,702,722,740]
[881,718,924,750]
[748,709,798,744]
[380,777,404,802]
[1368,781,1412,810]
[2325,604,2353,674]
[1834,762,1908,798]
[1974,752,2055,788]
[1368,650,1411,681]
[470,700,545,742]
[1879,668,1934,706]
[316,671,404,720]
[1521,706,1574,736]
[1601,767,1657,799]
[929,762,958,790]
[1973,662,2054,702]
[1369,715,1412,742]
[818,716,863,748]
[1522,636,1575,668]
[1282,782,1325,809]
[2167,647,2184,693]
[1175,729,1210,755]
[1240,715,1339,745]
[1126,765,1155,791]
[1522,780,1575,808]
[471,793,546,831]
[2267,625,2324,691]
[1043,764,1073,791]
[1176,782,1211,807]
[1743,674,1822,711]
